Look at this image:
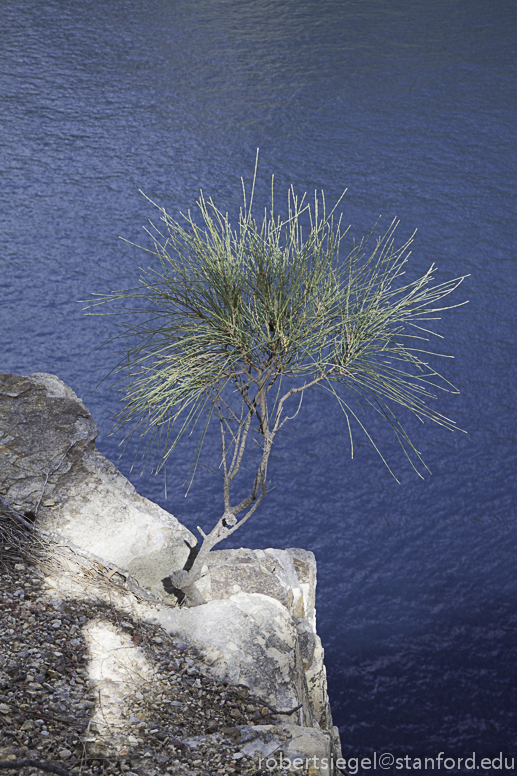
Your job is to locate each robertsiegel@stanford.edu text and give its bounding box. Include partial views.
[258,751,515,773]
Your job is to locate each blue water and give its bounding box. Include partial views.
[1,0,516,768]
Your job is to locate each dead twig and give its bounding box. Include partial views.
[0,759,76,775]
[34,443,74,518]
[0,496,34,532]
[0,496,173,607]
[252,700,303,718]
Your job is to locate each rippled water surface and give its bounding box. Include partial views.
[1,0,516,766]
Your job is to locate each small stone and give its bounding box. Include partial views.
[0,703,10,714]
[58,748,72,760]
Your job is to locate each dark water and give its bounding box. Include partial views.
[1,0,516,768]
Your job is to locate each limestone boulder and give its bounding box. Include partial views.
[198,547,307,617]
[182,544,331,728]
[152,592,313,724]
[0,372,194,579]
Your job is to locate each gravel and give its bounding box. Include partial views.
[0,561,308,776]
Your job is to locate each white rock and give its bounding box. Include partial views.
[0,372,195,579]
[153,592,311,721]
[0,370,341,760]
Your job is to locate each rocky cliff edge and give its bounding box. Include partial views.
[0,372,342,775]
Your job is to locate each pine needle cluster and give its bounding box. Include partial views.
[86,161,467,602]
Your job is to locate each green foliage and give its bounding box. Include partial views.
[87,164,467,493]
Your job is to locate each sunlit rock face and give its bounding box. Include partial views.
[0,372,194,572]
[200,547,309,618]
[0,370,340,764]
[155,592,309,718]
[187,545,333,729]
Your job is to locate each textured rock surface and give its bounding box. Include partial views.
[2,562,322,776]
[184,723,338,776]
[0,370,341,769]
[201,547,307,617]
[0,372,194,573]
[194,545,331,729]
[153,592,312,723]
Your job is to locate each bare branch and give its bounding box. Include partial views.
[0,495,34,532]
[34,443,74,517]
[219,411,229,481]
[276,383,305,430]
[227,393,249,474]
[0,760,76,775]
[230,434,271,516]
[227,405,254,482]
[225,467,268,538]
[273,370,335,434]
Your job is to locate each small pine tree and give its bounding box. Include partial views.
[87,159,467,605]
